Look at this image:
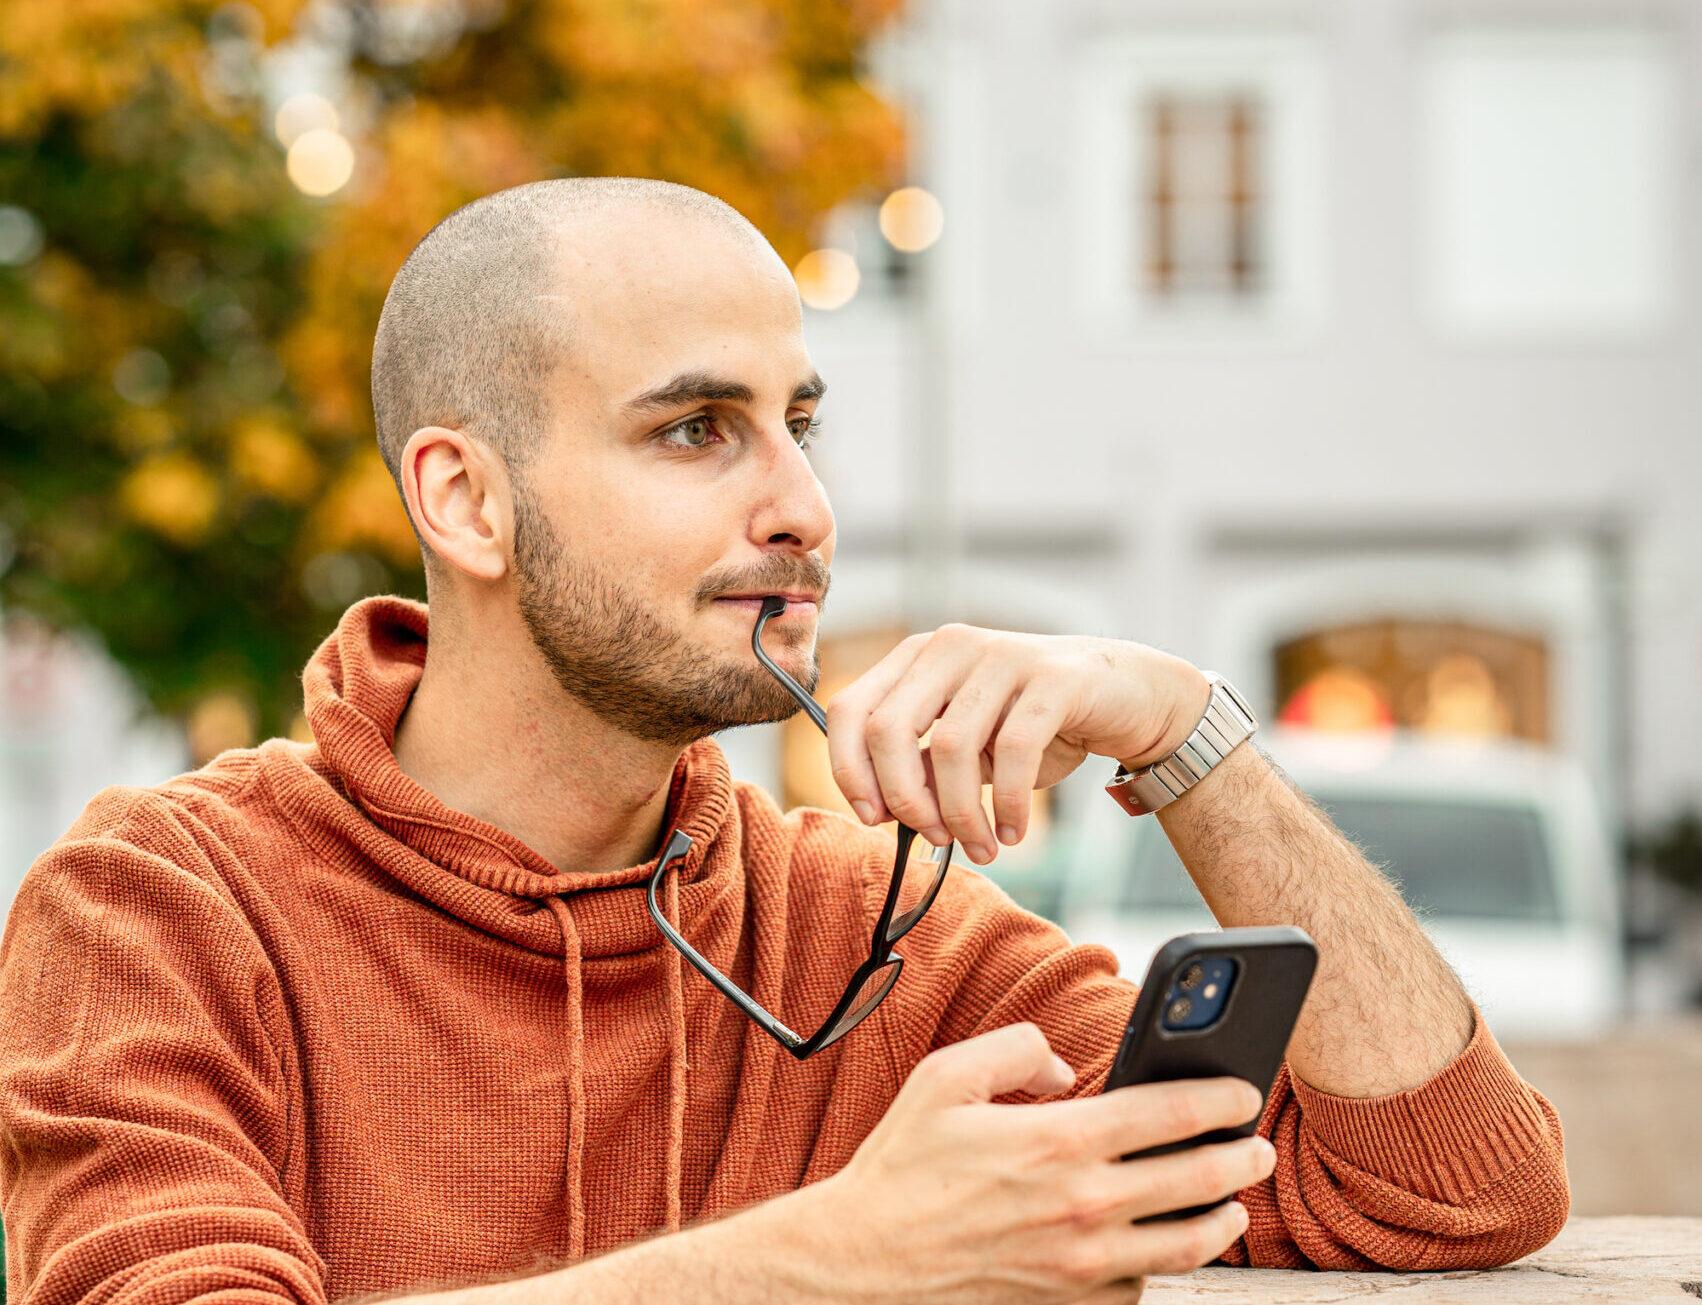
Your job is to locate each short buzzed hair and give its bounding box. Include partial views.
[370,176,767,502]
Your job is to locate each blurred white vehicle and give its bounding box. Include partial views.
[1057,727,1624,1039]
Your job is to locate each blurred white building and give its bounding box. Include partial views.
[7,0,1700,943]
[748,0,1702,881]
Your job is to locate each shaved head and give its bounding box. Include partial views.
[370,177,775,502]
[372,171,833,753]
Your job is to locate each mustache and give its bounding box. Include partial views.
[703,556,830,608]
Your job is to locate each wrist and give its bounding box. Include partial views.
[560,1176,859,1303]
[737,1173,869,1303]
[1117,659,1212,772]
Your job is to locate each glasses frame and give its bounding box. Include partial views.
[646,595,956,1059]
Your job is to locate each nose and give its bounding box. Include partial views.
[747,425,835,560]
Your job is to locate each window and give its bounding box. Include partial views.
[1074,30,1324,335]
[1142,93,1264,300]
[1273,618,1551,744]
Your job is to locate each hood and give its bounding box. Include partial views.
[293,594,737,959]
[277,593,741,1259]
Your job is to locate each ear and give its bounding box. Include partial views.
[398,425,512,583]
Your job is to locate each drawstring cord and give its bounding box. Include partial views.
[543,894,589,1261]
[543,873,688,1260]
[663,867,687,1234]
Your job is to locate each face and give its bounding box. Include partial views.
[509,210,836,747]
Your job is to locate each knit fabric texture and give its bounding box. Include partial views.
[0,596,1570,1304]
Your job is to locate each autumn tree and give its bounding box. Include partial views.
[0,0,905,749]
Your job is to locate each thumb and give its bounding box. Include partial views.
[915,1022,1077,1106]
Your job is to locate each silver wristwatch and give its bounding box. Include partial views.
[1104,672,1259,816]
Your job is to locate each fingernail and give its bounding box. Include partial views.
[851,800,876,824]
[923,826,950,847]
[1051,1053,1075,1082]
[997,823,1017,844]
[1228,1201,1248,1231]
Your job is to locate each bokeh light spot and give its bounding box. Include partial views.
[879,186,944,253]
[287,128,355,197]
[794,248,860,310]
[274,92,340,147]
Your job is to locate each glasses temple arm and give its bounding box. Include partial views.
[751,595,828,733]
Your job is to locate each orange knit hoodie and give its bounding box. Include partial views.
[0,597,1569,1304]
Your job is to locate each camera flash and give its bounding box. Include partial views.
[1203,983,1219,999]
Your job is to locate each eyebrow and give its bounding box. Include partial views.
[621,369,827,415]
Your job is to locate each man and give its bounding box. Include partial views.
[0,178,1567,1305]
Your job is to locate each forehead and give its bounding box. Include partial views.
[542,210,811,412]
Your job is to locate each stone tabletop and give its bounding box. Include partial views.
[1141,1217,1702,1302]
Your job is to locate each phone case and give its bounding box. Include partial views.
[1104,926,1318,1217]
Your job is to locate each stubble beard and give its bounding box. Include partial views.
[511,494,822,747]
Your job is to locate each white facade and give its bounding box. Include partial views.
[759,0,1702,851]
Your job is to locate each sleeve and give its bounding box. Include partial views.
[877,865,1570,1272]
[0,792,328,1305]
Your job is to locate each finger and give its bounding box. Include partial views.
[826,633,929,824]
[863,636,981,840]
[1038,1077,1265,1160]
[990,675,1072,842]
[924,660,1021,863]
[1102,1199,1249,1278]
[1080,1135,1276,1226]
[903,1022,1077,1107]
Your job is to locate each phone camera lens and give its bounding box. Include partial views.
[1167,997,1193,1023]
[1179,963,1205,991]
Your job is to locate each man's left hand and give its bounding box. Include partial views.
[824,624,1210,865]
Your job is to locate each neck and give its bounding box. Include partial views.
[391,599,687,874]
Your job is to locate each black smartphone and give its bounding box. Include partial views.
[1102,926,1318,1220]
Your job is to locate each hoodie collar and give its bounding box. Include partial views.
[267,594,739,960]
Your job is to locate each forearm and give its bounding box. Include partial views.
[1151,738,1474,1097]
[348,1180,846,1305]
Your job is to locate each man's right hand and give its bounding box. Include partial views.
[805,1022,1277,1303]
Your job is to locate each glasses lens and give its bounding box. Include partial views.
[887,832,952,943]
[815,958,903,1053]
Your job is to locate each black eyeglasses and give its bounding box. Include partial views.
[647,595,956,1059]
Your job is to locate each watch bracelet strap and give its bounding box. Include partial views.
[1104,673,1259,816]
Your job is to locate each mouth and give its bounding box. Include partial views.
[713,593,820,618]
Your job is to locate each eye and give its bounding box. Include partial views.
[659,414,719,449]
[790,414,824,449]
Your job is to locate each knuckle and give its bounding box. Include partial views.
[928,722,969,757]
[1015,1021,1049,1055]
[1020,694,1055,720]
[887,789,930,821]
[937,791,984,823]
[1193,1149,1229,1193]
[1059,1177,1114,1230]
[909,1047,949,1085]
[1163,1089,1205,1139]
[865,708,903,741]
[1155,1227,1213,1276]
[1043,1117,1093,1164]
[1051,1240,1110,1288]
[1185,1222,1223,1267]
[827,755,863,788]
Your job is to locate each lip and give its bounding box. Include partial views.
[713,595,820,615]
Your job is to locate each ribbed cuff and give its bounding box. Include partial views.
[1286,1003,1556,1204]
